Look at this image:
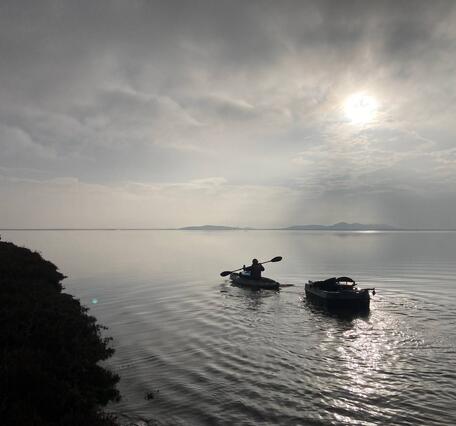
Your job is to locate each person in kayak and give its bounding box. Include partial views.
[244,258,265,279]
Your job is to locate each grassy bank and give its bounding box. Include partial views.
[0,239,121,426]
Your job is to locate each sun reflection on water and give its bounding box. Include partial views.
[313,305,429,424]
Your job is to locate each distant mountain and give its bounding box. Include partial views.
[284,222,397,231]
[179,222,396,231]
[179,225,252,231]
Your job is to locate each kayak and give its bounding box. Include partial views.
[230,272,280,290]
[305,277,373,310]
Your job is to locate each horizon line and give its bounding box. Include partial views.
[2,227,456,232]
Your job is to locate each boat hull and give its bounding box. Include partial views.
[305,282,370,310]
[230,273,280,290]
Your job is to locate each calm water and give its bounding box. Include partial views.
[3,230,456,425]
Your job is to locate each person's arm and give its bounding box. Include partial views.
[260,265,265,271]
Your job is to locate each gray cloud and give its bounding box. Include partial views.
[1,0,456,227]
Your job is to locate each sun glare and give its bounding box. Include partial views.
[344,93,378,124]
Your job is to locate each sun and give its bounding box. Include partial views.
[344,92,378,124]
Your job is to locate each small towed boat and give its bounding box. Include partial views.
[230,271,280,290]
[305,277,375,310]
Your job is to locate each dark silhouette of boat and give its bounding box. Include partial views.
[230,272,280,290]
[305,277,375,310]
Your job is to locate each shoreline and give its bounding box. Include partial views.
[0,239,121,426]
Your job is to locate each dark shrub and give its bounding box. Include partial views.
[0,241,120,426]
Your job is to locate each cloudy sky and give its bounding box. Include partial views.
[1,0,456,228]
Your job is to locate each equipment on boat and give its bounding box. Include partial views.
[305,277,375,310]
[229,271,280,290]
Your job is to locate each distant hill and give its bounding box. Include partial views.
[179,225,252,231]
[284,222,397,231]
[179,222,396,231]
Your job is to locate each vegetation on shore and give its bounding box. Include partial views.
[0,239,120,426]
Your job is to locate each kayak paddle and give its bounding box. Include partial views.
[220,256,282,277]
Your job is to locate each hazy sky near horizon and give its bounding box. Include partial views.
[1,0,456,228]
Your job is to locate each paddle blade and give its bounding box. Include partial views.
[270,256,282,262]
[220,271,232,277]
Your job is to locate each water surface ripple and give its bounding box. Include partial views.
[3,230,456,425]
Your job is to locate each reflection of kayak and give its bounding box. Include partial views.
[230,272,280,290]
